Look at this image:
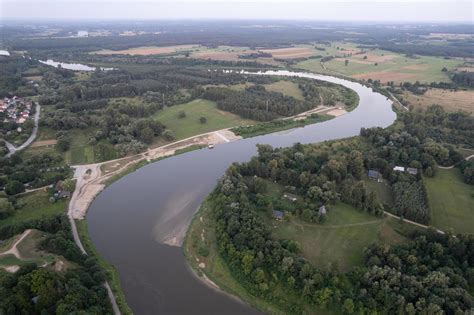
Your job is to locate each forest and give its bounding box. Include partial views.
[0,215,113,314]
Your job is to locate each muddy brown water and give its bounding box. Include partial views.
[87,71,396,314]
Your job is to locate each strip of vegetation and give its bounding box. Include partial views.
[0,215,114,314]
[232,114,334,138]
[76,219,133,315]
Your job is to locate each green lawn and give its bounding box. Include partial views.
[364,178,394,207]
[267,203,384,271]
[153,99,255,140]
[264,81,305,100]
[0,191,67,229]
[425,168,474,234]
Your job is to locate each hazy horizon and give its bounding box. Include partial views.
[2,0,473,23]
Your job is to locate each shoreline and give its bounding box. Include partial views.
[74,70,374,314]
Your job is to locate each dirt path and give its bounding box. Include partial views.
[437,154,474,169]
[0,229,32,259]
[383,211,445,234]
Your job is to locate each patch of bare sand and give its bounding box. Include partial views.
[153,190,201,247]
[30,139,57,147]
[326,108,347,117]
[3,265,20,273]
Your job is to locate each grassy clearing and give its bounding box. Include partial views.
[76,220,132,315]
[264,203,408,272]
[232,114,334,138]
[364,178,394,207]
[63,129,117,165]
[0,191,67,229]
[326,50,460,83]
[425,168,474,234]
[400,89,474,115]
[296,45,462,83]
[153,99,255,140]
[264,81,305,100]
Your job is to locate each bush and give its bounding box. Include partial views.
[5,180,25,195]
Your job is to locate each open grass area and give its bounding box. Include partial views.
[0,191,67,229]
[296,44,462,83]
[400,88,474,115]
[76,220,132,315]
[364,178,394,207]
[264,80,305,100]
[153,99,255,140]
[264,203,411,272]
[63,129,117,165]
[425,168,474,234]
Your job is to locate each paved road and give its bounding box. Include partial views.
[4,102,41,158]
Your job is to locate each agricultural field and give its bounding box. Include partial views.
[296,46,462,83]
[91,44,200,55]
[364,178,394,207]
[0,191,67,229]
[400,88,474,114]
[425,168,474,234]
[152,99,255,140]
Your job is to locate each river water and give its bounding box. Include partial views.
[87,70,396,314]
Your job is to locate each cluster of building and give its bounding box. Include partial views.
[368,166,418,182]
[0,96,32,125]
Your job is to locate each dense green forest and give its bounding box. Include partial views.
[196,105,473,314]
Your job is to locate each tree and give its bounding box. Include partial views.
[343,298,355,314]
[5,180,25,195]
[199,116,207,124]
[62,178,75,192]
[56,137,70,152]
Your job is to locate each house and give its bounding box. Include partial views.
[368,170,382,182]
[283,193,298,202]
[272,210,284,221]
[318,205,327,216]
[407,167,418,175]
[58,190,71,199]
[393,166,405,172]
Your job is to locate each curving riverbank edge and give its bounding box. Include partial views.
[83,70,393,314]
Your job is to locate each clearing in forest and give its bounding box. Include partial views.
[425,168,474,234]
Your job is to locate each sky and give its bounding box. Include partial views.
[1,0,473,22]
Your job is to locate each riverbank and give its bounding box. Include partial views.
[84,70,396,313]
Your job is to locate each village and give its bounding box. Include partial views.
[0,96,33,127]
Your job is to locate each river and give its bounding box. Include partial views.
[87,70,396,314]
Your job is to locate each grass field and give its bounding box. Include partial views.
[364,178,394,207]
[0,191,67,229]
[91,44,200,56]
[153,99,255,140]
[264,81,305,100]
[266,203,412,271]
[296,46,462,83]
[425,168,474,234]
[400,88,474,115]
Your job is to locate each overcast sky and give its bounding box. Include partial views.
[1,0,473,22]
